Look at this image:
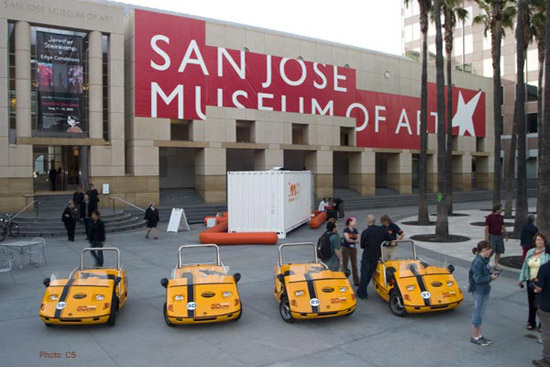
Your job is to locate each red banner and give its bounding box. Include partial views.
[134,10,486,149]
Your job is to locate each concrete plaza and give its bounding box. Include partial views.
[0,199,541,367]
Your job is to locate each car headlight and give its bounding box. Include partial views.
[223,291,232,298]
[339,286,347,293]
[407,285,415,291]
[174,295,184,301]
[95,294,104,301]
[49,295,58,301]
[295,290,304,297]
[447,281,453,287]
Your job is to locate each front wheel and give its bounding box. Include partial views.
[389,290,407,317]
[8,222,19,238]
[163,303,174,327]
[0,225,6,242]
[279,296,295,323]
[107,297,119,326]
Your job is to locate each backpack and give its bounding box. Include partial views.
[317,231,334,260]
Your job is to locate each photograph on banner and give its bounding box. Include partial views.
[36,31,85,133]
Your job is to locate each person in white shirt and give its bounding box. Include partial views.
[318,197,327,212]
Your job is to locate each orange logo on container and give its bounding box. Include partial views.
[288,182,301,202]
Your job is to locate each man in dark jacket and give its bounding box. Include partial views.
[521,215,539,261]
[357,214,389,299]
[80,195,92,240]
[89,210,106,267]
[49,166,57,191]
[73,187,84,208]
[61,200,78,241]
[87,183,99,212]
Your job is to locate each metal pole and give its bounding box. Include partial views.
[462,0,465,71]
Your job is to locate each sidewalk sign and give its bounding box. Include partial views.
[167,208,190,233]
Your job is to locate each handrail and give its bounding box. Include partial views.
[12,200,41,220]
[109,197,146,214]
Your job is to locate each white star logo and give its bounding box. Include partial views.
[452,91,482,136]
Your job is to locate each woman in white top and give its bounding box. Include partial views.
[519,233,550,330]
[318,198,327,212]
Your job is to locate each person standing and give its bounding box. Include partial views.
[61,200,78,242]
[484,204,508,270]
[358,215,389,299]
[87,183,100,211]
[321,221,342,272]
[522,215,540,262]
[381,214,404,242]
[520,234,550,331]
[73,186,84,207]
[89,210,106,267]
[48,165,57,191]
[144,202,160,240]
[318,197,327,212]
[534,249,550,367]
[469,240,499,346]
[333,197,344,219]
[80,194,92,240]
[342,217,360,286]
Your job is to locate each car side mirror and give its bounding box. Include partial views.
[447,264,455,274]
[43,277,50,288]
[160,278,168,288]
[233,273,241,284]
[277,274,285,283]
[114,277,121,286]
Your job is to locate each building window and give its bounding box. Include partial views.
[527,113,538,133]
[8,22,15,131]
[236,120,254,143]
[102,34,109,140]
[170,119,192,141]
[340,127,355,147]
[292,123,308,145]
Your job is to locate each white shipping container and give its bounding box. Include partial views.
[227,171,312,239]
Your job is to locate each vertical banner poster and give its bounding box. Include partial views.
[36,31,84,133]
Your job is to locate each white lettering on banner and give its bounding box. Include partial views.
[333,66,347,92]
[431,112,438,133]
[258,93,274,111]
[178,40,209,75]
[375,105,386,133]
[416,110,421,135]
[281,95,287,112]
[396,109,413,135]
[150,35,170,71]
[299,97,305,114]
[151,82,184,119]
[195,86,206,120]
[262,55,272,88]
[313,62,327,89]
[280,58,307,86]
[311,99,334,116]
[347,103,369,132]
[232,90,248,109]
[218,48,246,79]
[217,88,223,107]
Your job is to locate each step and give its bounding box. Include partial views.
[18,221,146,238]
[17,217,144,230]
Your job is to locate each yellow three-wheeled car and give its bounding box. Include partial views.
[274,242,356,323]
[161,244,242,326]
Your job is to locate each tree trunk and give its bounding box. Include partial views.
[537,44,544,217]
[434,0,449,240]
[538,1,550,235]
[514,0,528,237]
[492,21,504,206]
[446,48,454,216]
[417,4,430,225]
[504,119,517,219]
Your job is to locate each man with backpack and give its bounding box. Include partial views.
[317,221,343,271]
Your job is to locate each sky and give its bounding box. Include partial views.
[118,0,404,56]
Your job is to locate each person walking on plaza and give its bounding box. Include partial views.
[61,200,78,242]
[381,214,404,242]
[469,240,499,346]
[522,215,540,262]
[357,215,388,299]
[80,194,92,240]
[73,186,84,207]
[87,183,100,211]
[48,165,57,191]
[319,221,342,272]
[144,201,160,240]
[342,217,360,286]
[533,249,550,367]
[484,204,508,270]
[89,210,106,267]
[520,234,550,331]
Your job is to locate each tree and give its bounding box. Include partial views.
[513,0,529,236]
[405,0,432,225]
[434,0,450,240]
[474,0,517,206]
[537,0,550,235]
[442,0,468,215]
